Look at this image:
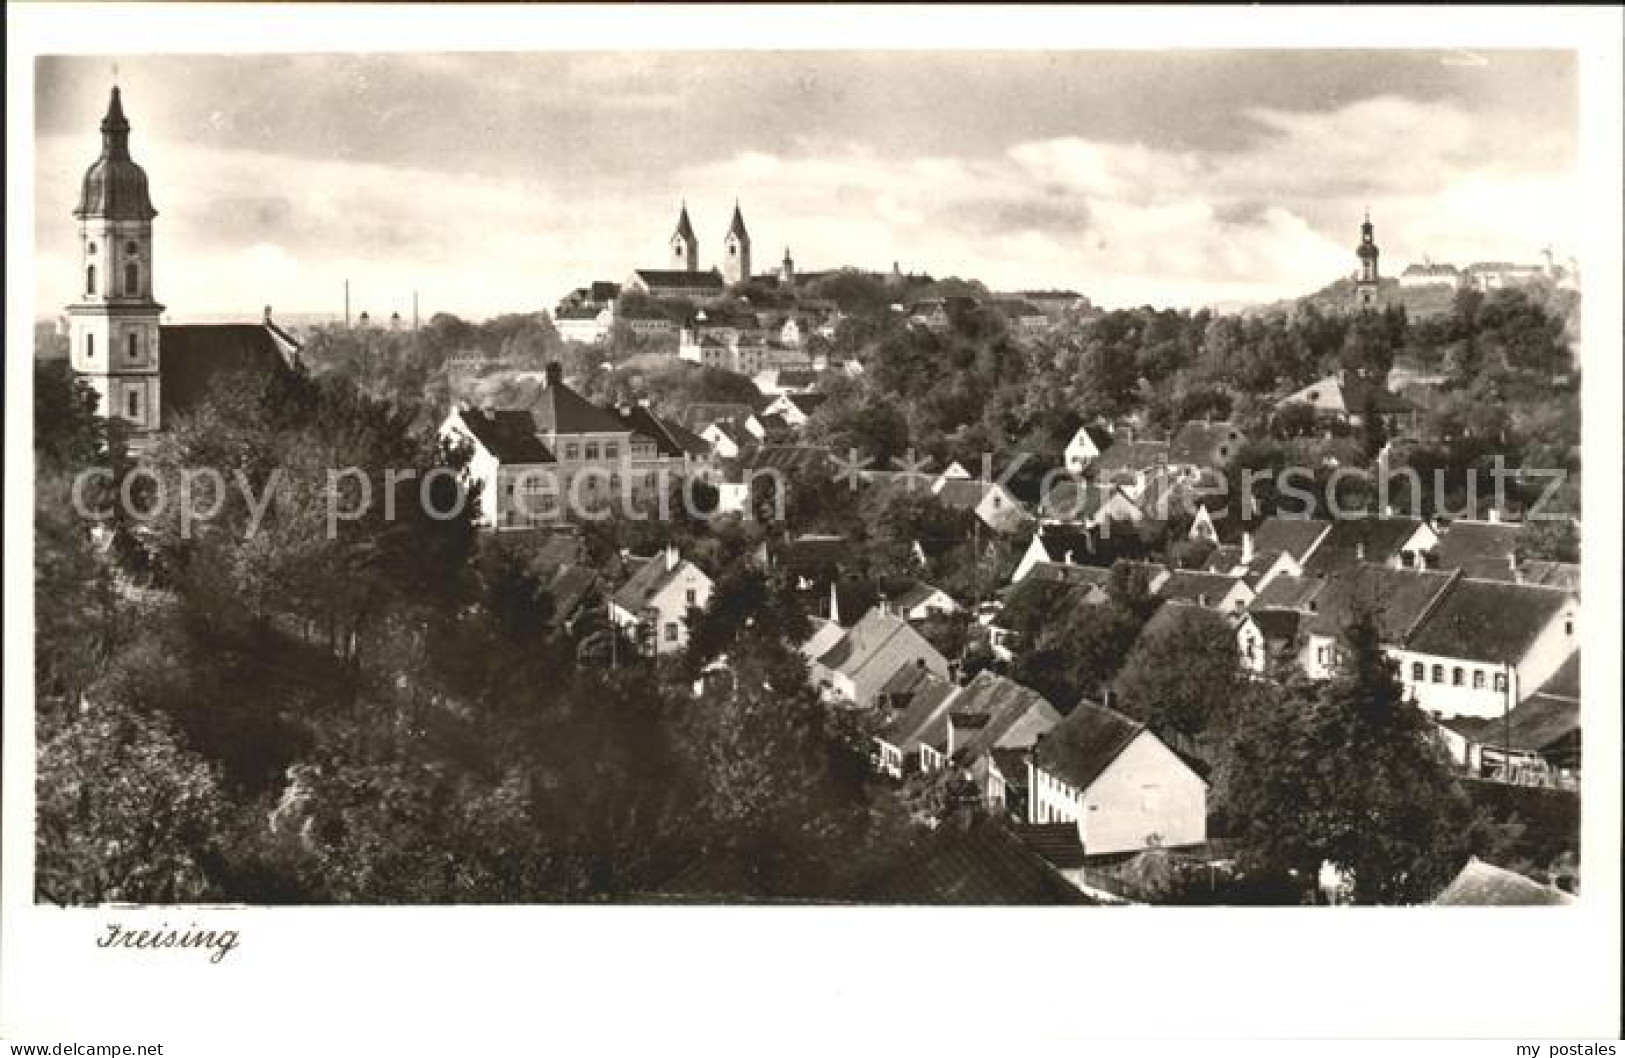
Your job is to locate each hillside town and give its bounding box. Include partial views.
[34,83,1584,908]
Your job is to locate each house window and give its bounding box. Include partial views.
[127,332,139,359]
[1493,673,1508,693]
[584,443,599,460]
[664,622,678,642]
[1452,667,1465,687]
[1411,662,1424,682]
[564,444,580,460]
[1431,665,1444,684]
[86,264,97,295]
[605,443,619,460]
[685,588,697,605]
[1473,670,1486,690]
[124,261,140,296]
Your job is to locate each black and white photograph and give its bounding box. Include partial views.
[5,4,1621,1051]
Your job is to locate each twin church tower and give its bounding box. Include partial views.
[668,201,760,286]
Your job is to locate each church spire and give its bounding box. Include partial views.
[100,85,132,158]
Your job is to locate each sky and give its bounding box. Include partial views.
[33,50,1578,322]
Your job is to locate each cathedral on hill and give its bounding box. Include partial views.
[66,86,298,447]
[625,201,762,299]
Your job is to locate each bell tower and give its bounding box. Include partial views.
[670,202,699,272]
[1354,210,1380,309]
[67,85,164,434]
[722,201,751,286]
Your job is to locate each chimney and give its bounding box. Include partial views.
[1382,504,1395,518]
[1197,593,1209,608]
[544,362,563,387]
[263,304,273,324]
[1241,531,1255,565]
[1355,541,1366,562]
[1064,550,1075,566]
[1487,507,1501,524]
[665,545,679,572]
[1507,551,1521,583]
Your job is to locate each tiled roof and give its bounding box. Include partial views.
[1401,263,1461,277]
[1406,580,1573,664]
[1468,694,1579,754]
[944,670,1063,764]
[1432,519,1521,570]
[681,402,758,431]
[1533,651,1579,700]
[1251,516,1332,563]
[159,324,297,422]
[736,445,832,477]
[1033,699,1147,793]
[816,608,944,689]
[876,673,958,751]
[1168,421,1245,466]
[1011,822,1087,870]
[1433,858,1574,906]
[1024,562,1112,590]
[611,552,696,614]
[1302,566,1457,644]
[525,376,630,437]
[632,268,725,289]
[871,820,1093,905]
[1034,524,1097,564]
[616,404,707,458]
[1248,608,1303,642]
[456,407,555,464]
[1157,570,1247,607]
[1300,517,1427,575]
[1250,574,1326,612]
[1093,439,1169,474]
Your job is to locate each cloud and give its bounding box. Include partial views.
[33,91,1577,319]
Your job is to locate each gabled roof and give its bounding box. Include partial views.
[1168,421,1245,466]
[1432,519,1521,570]
[455,407,555,464]
[777,391,828,415]
[1459,694,1578,754]
[1038,480,1131,523]
[1406,580,1573,664]
[611,552,705,614]
[816,608,945,689]
[1300,516,1428,575]
[632,268,725,289]
[1532,651,1579,701]
[681,402,758,431]
[1302,566,1457,644]
[878,673,959,751]
[1247,608,1303,643]
[1032,699,1149,793]
[1251,516,1332,564]
[1433,858,1574,906]
[1157,570,1249,608]
[890,580,953,613]
[1250,573,1327,612]
[736,444,832,477]
[543,564,601,628]
[871,820,1093,905]
[1070,424,1114,452]
[1011,822,1087,870]
[1024,562,1112,590]
[1401,262,1461,277]
[945,670,1063,764]
[158,324,297,422]
[1033,524,1097,564]
[526,376,630,437]
[616,404,708,457]
[1093,439,1169,474]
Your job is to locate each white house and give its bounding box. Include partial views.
[438,406,559,529]
[700,420,747,460]
[1063,424,1113,474]
[1028,699,1208,856]
[886,581,961,622]
[806,607,951,709]
[933,477,1030,535]
[1155,569,1254,614]
[555,303,615,344]
[1394,580,1578,720]
[608,547,714,655]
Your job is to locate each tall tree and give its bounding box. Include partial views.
[1222,610,1475,903]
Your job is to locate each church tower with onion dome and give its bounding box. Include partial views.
[68,85,164,435]
[1353,210,1380,309]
